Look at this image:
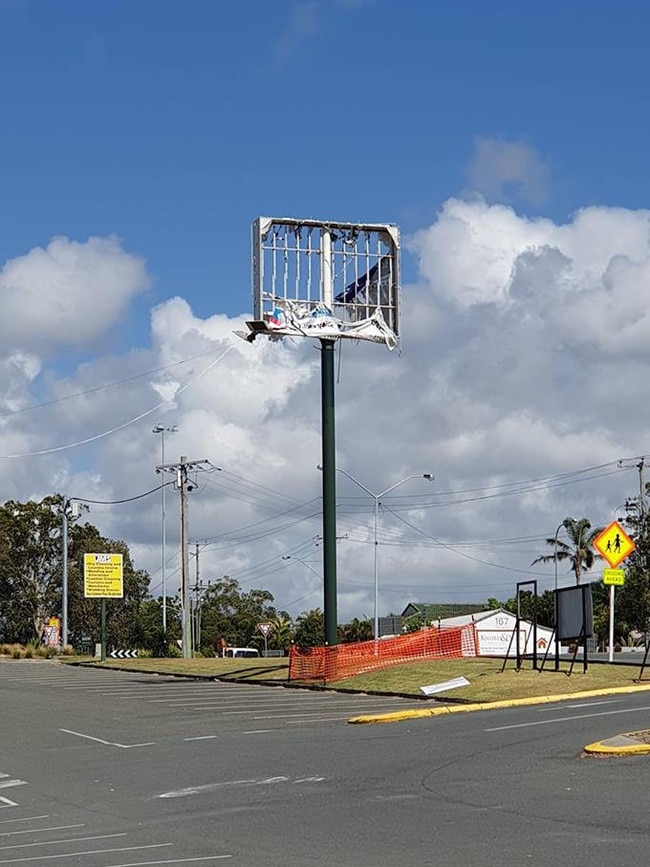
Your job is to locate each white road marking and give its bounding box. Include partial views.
[160,775,324,799]
[0,824,84,838]
[243,730,274,734]
[537,699,623,711]
[0,842,172,863]
[0,800,17,810]
[0,817,49,826]
[102,857,232,865]
[486,703,650,732]
[0,832,126,852]
[60,729,155,749]
[0,782,27,790]
[253,711,348,725]
[183,736,217,741]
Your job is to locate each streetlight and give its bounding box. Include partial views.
[153,424,178,633]
[328,467,434,646]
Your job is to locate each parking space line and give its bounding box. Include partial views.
[0,817,49,826]
[60,729,155,749]
[0,832,127,852]
[103,857,231,865]
[0,842,173,862]
[0,824,85,838]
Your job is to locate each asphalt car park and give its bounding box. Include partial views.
[3,660,650,866]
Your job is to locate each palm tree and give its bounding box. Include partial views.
[531,517,604,584]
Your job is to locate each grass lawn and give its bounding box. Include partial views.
[61,655,650,703]
[329,657,647,702]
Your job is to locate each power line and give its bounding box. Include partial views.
[0,344,236,459]
[0,345,232,421]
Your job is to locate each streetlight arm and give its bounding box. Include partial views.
[282,554,322,581]
[334,466,376,499]
[378,473,435,500]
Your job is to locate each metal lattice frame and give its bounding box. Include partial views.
[251,217,401,345]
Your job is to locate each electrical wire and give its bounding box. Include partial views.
[70,481,173,506]
[0,343,236,459]
[0,344,234,420]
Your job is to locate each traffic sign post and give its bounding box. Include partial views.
[84,554,124,662]
[258,621,273,657]
[595,523,635,663]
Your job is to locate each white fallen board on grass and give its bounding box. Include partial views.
[420,676,470,696]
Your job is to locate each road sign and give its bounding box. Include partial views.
[258,622,273,637]
[84,553,124,598]
[594,520,635,568]
[603,568,625,586]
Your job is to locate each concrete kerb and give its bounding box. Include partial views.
[584,732,650,756]
[347,683,650,725]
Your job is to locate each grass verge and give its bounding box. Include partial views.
[59,655,650,702]
[329,658,646,701]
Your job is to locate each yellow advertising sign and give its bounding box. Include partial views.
[84,553,124,598]
[602,568,625,586]
[594,520,635,568]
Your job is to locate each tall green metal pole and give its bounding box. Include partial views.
[320,339,338,646]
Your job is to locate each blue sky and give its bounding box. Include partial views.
[2,0,650,621]
[3,0,650,332]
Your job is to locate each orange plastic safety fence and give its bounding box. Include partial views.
[288,624,478,683]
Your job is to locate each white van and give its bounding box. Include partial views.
[222,647,260,658]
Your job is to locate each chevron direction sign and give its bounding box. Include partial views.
[109,649,138,659]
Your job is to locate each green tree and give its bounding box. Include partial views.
[0,496,66,643]
[531,517,604,584]
[198,577,278,652]
[610,504,650,640]
[66,520,152,651]
[293,608,324,648]
[338,617,373,643]
[268,614,294,652]
[0,496,153,649]
[500,591,556,628]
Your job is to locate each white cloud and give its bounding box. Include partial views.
[0,235,149,356]
[2,204,650,624]
[467,136,551,205]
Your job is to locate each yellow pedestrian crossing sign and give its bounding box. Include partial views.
[603,568,625,586]
[594,520,635,568]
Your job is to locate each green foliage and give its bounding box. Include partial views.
[338,617,373,643]
[293,608,324,648]
[268,614,294,651]
[608,505,650,641]
[198,577,278,652]
[402,613,425,633]
[0,495,65,643]
[0,495,155,651]
[500,590,555,628]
